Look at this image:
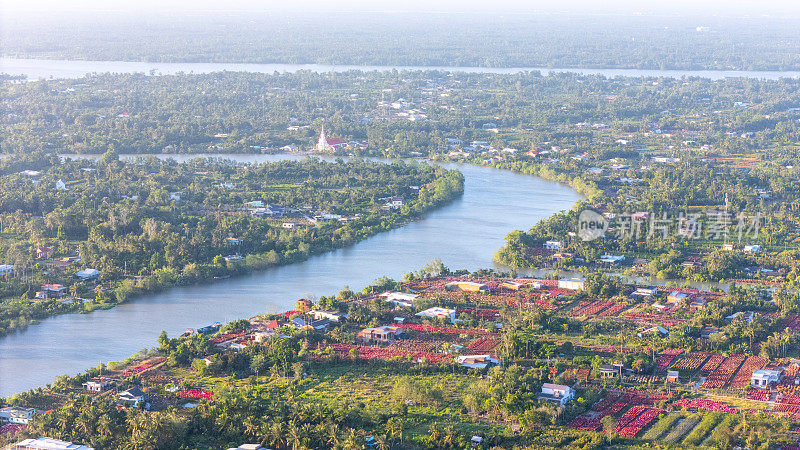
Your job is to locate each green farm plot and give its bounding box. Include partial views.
[682,413,723,447]
[642,412,683,441]
[662,414,700,444]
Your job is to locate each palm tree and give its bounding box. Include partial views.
[377,434,390,450]
[269,421,285,447]
[97,413,113,438]
[288,420,303,450]
[385,418,401,443]
[342,428,359,450]
[443,425,456,447]
[243,416,258,439]
[327,423,340,447]
[428,422,441,442]
[75,413,94,437]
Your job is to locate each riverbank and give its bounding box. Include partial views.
[6,57,800,81]
[0,157,464,337]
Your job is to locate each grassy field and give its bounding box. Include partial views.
[160,362,504,441]
[701,393,770,410]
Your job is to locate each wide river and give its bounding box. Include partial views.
[4,57,800,80]
[0,154,580,397]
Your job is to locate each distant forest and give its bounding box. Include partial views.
[3,12,800,70]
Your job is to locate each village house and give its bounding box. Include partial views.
[226,445,268,450]
[415,307,457,323]
[727,311,755,323]
[250,204,286,218]
[381,199,404,211]
[82,376,112,392]
[599,254,625,265]
[7,437,94,450]
[552,252,574,261]
[690,296,708,311]
[631,286,658,299]
[291,317,331,332]
[538,383,575,405]
[558,277,586,291]
[701,326,723,340]
[752,369,782,389]
[456,354,499,369]
[667,371,680,383]
[36,284,67,299]
[35,246,54,259]
[380,291,418,308]
[638,326,668,337]
[75,268,101,281]
[445,281,489,292]
[500,280,524,291]
[543,240,563,250]
[357,325,405,344]
[599,363,625,379]
[666,291,690,305]
[0,406,38,425]
[198,322,222,334]
[744,244,762,254]
[282,221,309,230]
[254,332,273,343]
[311,309,347,322]
[118,387,148,408]
[295,298,313,312]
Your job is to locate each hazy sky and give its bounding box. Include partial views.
[4,0,800,16]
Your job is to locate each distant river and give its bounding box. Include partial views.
[0,154,580,397]
[4,57,800,80]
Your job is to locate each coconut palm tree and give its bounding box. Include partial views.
[327,423,341,447]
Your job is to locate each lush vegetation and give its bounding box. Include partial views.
[9,70,800,158]
[5,12,800,71]
[0,154,463,335]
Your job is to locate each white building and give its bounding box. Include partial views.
[751,369,782,389]
[743,244,762,254]
[543,241,563,250]
[55,179,68,190]
[7,437,93,450]
[631,287,658,299]
[415,307,456,323]
[82,377,112,392]
[599,254,625,264]
[75,268,101,280]
[558,277,586,291]
[380,291,418,308]
[311,310,347,322]
[538,383,575,405]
